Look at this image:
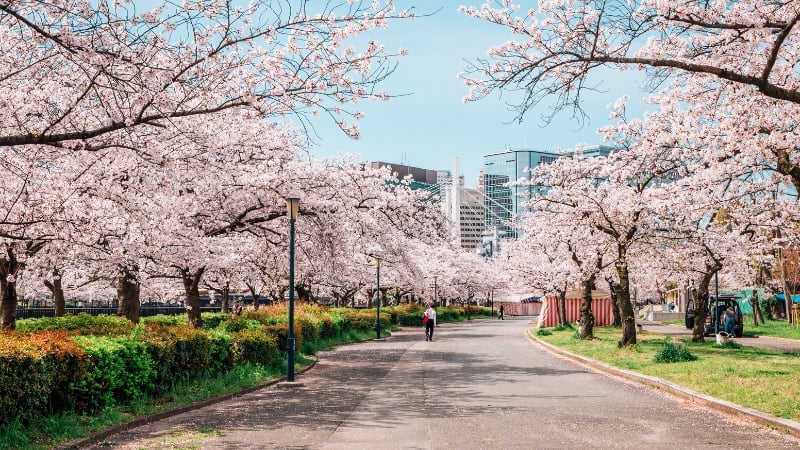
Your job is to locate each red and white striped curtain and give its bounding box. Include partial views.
[538,296,614,327]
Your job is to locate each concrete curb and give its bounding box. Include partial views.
[55,358,318,450]
[527,330,800,439]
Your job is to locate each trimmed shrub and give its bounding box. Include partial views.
[297,314,321,343]
[71,336,156,411]
[388,304,427,326]
[230,329,281,368]
[200,312,228,330]
[141,314,184,326]
[263,323,303,355]
[137,324,179,395]
[219,317,264,333]
[16,313,134,336]
[0,331,85,425]
[329,312,351,333]
[317,315,335,338]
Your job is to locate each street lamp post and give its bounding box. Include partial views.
[375,257,382,340]
[714,270,720,335]
[434,276,438,307]
[285,197,299,382]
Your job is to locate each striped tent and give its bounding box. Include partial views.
[538,289,613,328]
[493,293,543,316]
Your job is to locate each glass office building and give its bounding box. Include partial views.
[483,150,559,238]
[482,146,616,239]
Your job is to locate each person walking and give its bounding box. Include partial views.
[498,304,504,320]
[423,304,437,341]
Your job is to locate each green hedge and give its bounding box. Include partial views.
[16,313,134,336]
[0,331,85,425]
[230,329,281,368]
[0,303,484,428]
[71,336,156,412]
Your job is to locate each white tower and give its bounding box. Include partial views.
[451,158,462,247]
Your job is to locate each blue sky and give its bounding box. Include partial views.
[310,1,652,187]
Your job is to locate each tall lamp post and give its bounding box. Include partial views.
[285,197,299,382]
[434,275,438,307]
[375,257,382,340]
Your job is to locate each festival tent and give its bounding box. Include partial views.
[493,293,542,316]
[538,289,613,328]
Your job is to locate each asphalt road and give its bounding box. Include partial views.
[79,317,800,449]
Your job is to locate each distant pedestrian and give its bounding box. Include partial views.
[724,306,736,335]
[498,304,504,320]
[232,300,243,317]
[423,304,437,341]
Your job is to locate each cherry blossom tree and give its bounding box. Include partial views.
[459,1,800,127]
[0,0,416,149]
[0,0,424,329]
[460,0,800,342]
[505,215,581,327]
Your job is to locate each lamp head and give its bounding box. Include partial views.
[285,197,300,219]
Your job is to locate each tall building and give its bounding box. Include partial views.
[458,187,485,251]
[482,145,616,241]
[483,149,559,239]
[369,160,486,251]
[367,161,446,189]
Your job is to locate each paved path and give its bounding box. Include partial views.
[81,318,800,449]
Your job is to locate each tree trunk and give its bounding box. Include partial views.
[246,283,261,310]
[44,268,66,317]
[181,267,205,329]
[691,272,715,343]
[116,268,141,323]
[558,287,567,326]
[332,292,343,308]
[751,294,763,327]
[753,271,764,327]
[0,247,20,331]
[296,283,311,303]
[579,274,596,339]
[615,261,637,346]
[606,276,622,327]
[366,287,375,308]
[219,281,230,314]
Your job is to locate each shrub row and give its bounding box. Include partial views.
[2,304,487,427]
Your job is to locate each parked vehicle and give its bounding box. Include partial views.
[685,294,743,337]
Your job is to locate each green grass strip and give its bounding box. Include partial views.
[535,325,800,420]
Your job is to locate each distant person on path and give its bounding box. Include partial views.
[498,304,504,320]
[724,306,736,335]
[232,300,243,317]
[424,304,437,341]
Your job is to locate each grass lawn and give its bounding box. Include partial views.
[534,325,800,420]
[663,315,800,339]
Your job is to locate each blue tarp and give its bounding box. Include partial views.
[775,294,800,304]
